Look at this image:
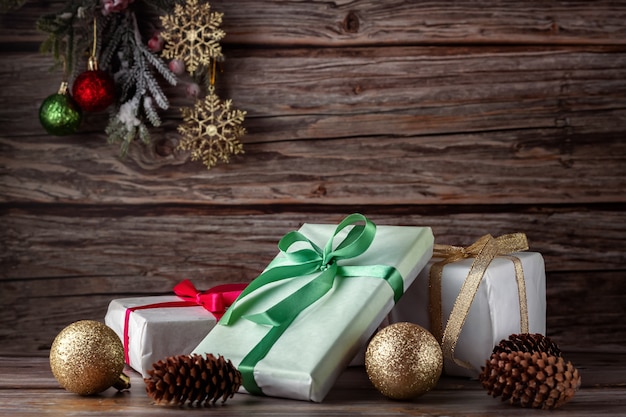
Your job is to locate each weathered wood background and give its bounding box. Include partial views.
[1,1,625,356]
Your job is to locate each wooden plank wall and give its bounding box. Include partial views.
[1,1,625,356]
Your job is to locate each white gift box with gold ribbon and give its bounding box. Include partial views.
[388,234,546,378]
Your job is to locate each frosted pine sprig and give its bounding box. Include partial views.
[103,10,177,156]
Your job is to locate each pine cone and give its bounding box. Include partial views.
[144,353,242,406]
[479,334,581,410]
[493,333,562,357]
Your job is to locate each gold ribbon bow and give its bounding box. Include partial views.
[429,233,530,371]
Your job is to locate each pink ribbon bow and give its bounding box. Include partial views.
[123,280,247,364]
[173,279,248,319]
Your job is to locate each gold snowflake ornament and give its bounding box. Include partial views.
[163,0,246,169]
[178,87,246,170]
[160,0,225,74]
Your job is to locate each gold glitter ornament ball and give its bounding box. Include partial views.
[365,322,443,400]
[50,320,130,395]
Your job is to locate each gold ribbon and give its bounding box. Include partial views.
[429,233,530,371]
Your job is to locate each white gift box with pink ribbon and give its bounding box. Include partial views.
[104,281,245,377]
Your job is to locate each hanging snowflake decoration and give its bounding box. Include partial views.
[159,0,246,169]
[177,87,246,170]
[160,0,225,74]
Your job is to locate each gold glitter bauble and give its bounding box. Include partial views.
[365,322,443,400]
[50,320,130,395]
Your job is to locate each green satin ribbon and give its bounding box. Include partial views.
[219,213,405,395]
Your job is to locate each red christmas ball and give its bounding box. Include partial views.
[72,70,116,112]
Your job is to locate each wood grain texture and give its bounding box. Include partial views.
[2,131,625,205]
[547,271,626,352]
[2,0,626,46]
[0,354,624,416]
[3,46,626,140]
[2,208,625,280]
[2,270,624,355]
[1,210,625,354]
[1,0,625,365]
[2,45,625,204]
[3,132,626,205]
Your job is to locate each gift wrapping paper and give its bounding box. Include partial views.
[388,251,546,378]
[193,216,434,401]
[105,296,218,377]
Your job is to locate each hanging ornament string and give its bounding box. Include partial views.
[210,57,217,89]
[72,17,116,112]
[91,16,97,63]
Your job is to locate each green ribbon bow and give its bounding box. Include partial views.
[219,213,405,395]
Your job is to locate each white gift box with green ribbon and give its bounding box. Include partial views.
[192,214,434,402]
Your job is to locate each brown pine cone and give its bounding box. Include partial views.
[479,334,581,410]
[493,333,562,357]
[144,353,242,406]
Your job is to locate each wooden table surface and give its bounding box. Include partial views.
[1,351,624,417]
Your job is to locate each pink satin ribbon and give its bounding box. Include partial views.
[172,279,248,319]
[123,280,247,364]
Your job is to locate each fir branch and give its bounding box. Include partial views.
[133,46,148,96]
[117,60,137,102]
[138,122,151,145]
[37,11,75,72]
[121,129,133,156]
[106,118,132,157]
[99,16,125,70]
[38,0,179,157]
[111,11,175,108]
[143,97,162,127]
[143,65,169,109]
[36,0,98,76]
[106,105,152,158]
[138,43,177,86]
[0,0,26,12]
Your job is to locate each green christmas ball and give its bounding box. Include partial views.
[39,91,82,136]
